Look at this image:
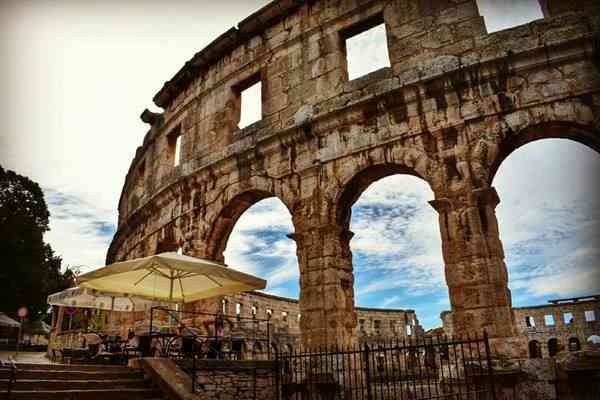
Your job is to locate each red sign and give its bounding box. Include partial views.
[17,307,28,318]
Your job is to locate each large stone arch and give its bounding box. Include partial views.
[335,162,434,229]
[203,178,295,262]
[488,121,600,185]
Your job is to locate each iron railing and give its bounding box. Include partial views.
[275,332,497,400]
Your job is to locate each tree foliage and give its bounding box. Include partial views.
[0,165,74,319]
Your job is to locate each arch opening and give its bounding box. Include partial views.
[529,340,542,359]
[207,190,275,261]
[340,165,444,332]
[493,137,600,306]
[489,122,600,185]
[221,196,299,299]
[337,164,428,228]
[548,338,559,357]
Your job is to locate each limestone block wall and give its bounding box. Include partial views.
[222,291,422,350]
[513,299,600,358]
[194,360,276,400]
[109,0,600,348]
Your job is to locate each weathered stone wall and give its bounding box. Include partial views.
[513,299,600,358]
[109,0,600,349]
[224,291,422,350]
[442,298,600,360]
[193,360,276,400]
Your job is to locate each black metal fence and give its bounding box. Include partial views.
[275,332,496,400]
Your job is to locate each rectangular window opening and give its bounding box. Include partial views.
[476,0,543,33]
[544,315,555,326]
[168,125,182,167]
[525,316,535,328]
[585,310,596,322]
[564,312,574,324]
[342,14,390,81]
[237,73,262,129]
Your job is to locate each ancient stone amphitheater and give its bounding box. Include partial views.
[108,0,600,353]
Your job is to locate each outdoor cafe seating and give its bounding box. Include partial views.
[47,252,270,365]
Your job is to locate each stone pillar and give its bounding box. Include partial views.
[290,221,357,349]
[430,187,516,341]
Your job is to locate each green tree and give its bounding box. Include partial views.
[0,165,74,319]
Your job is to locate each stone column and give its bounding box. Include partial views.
[430,187,517,342]
[290,221,357,349]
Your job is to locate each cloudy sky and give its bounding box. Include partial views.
[1,0,598,329]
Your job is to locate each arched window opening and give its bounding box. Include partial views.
[548,338,559,357]
[494,140,600,312]
[222,197,298,299]
[222,299,229,315]
[529,340,542,359]
[348,173,443,333]
[568,337,581,352]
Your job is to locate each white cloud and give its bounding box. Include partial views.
[43,188,115,272]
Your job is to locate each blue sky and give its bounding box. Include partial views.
[2,1,598,329]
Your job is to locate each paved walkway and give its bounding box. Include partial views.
[0,351,54,364]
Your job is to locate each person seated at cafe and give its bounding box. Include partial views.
[127,330,139,348]
[203,315,229,359]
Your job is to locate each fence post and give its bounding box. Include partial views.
[192,353,197,394]
[274,347,280,400]
[364,344,373,400]
[483,331,497,400]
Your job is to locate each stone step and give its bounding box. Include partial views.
[2,378,150,391]
[15,363,132,373]
[0,368,144,380]
[0,388,161,400]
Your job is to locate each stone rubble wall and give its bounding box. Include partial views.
[193,361,276,400]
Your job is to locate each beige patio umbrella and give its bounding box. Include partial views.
[77,252,266,303]
[47,287,157,312]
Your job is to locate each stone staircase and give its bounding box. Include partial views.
[0,363,164,399]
